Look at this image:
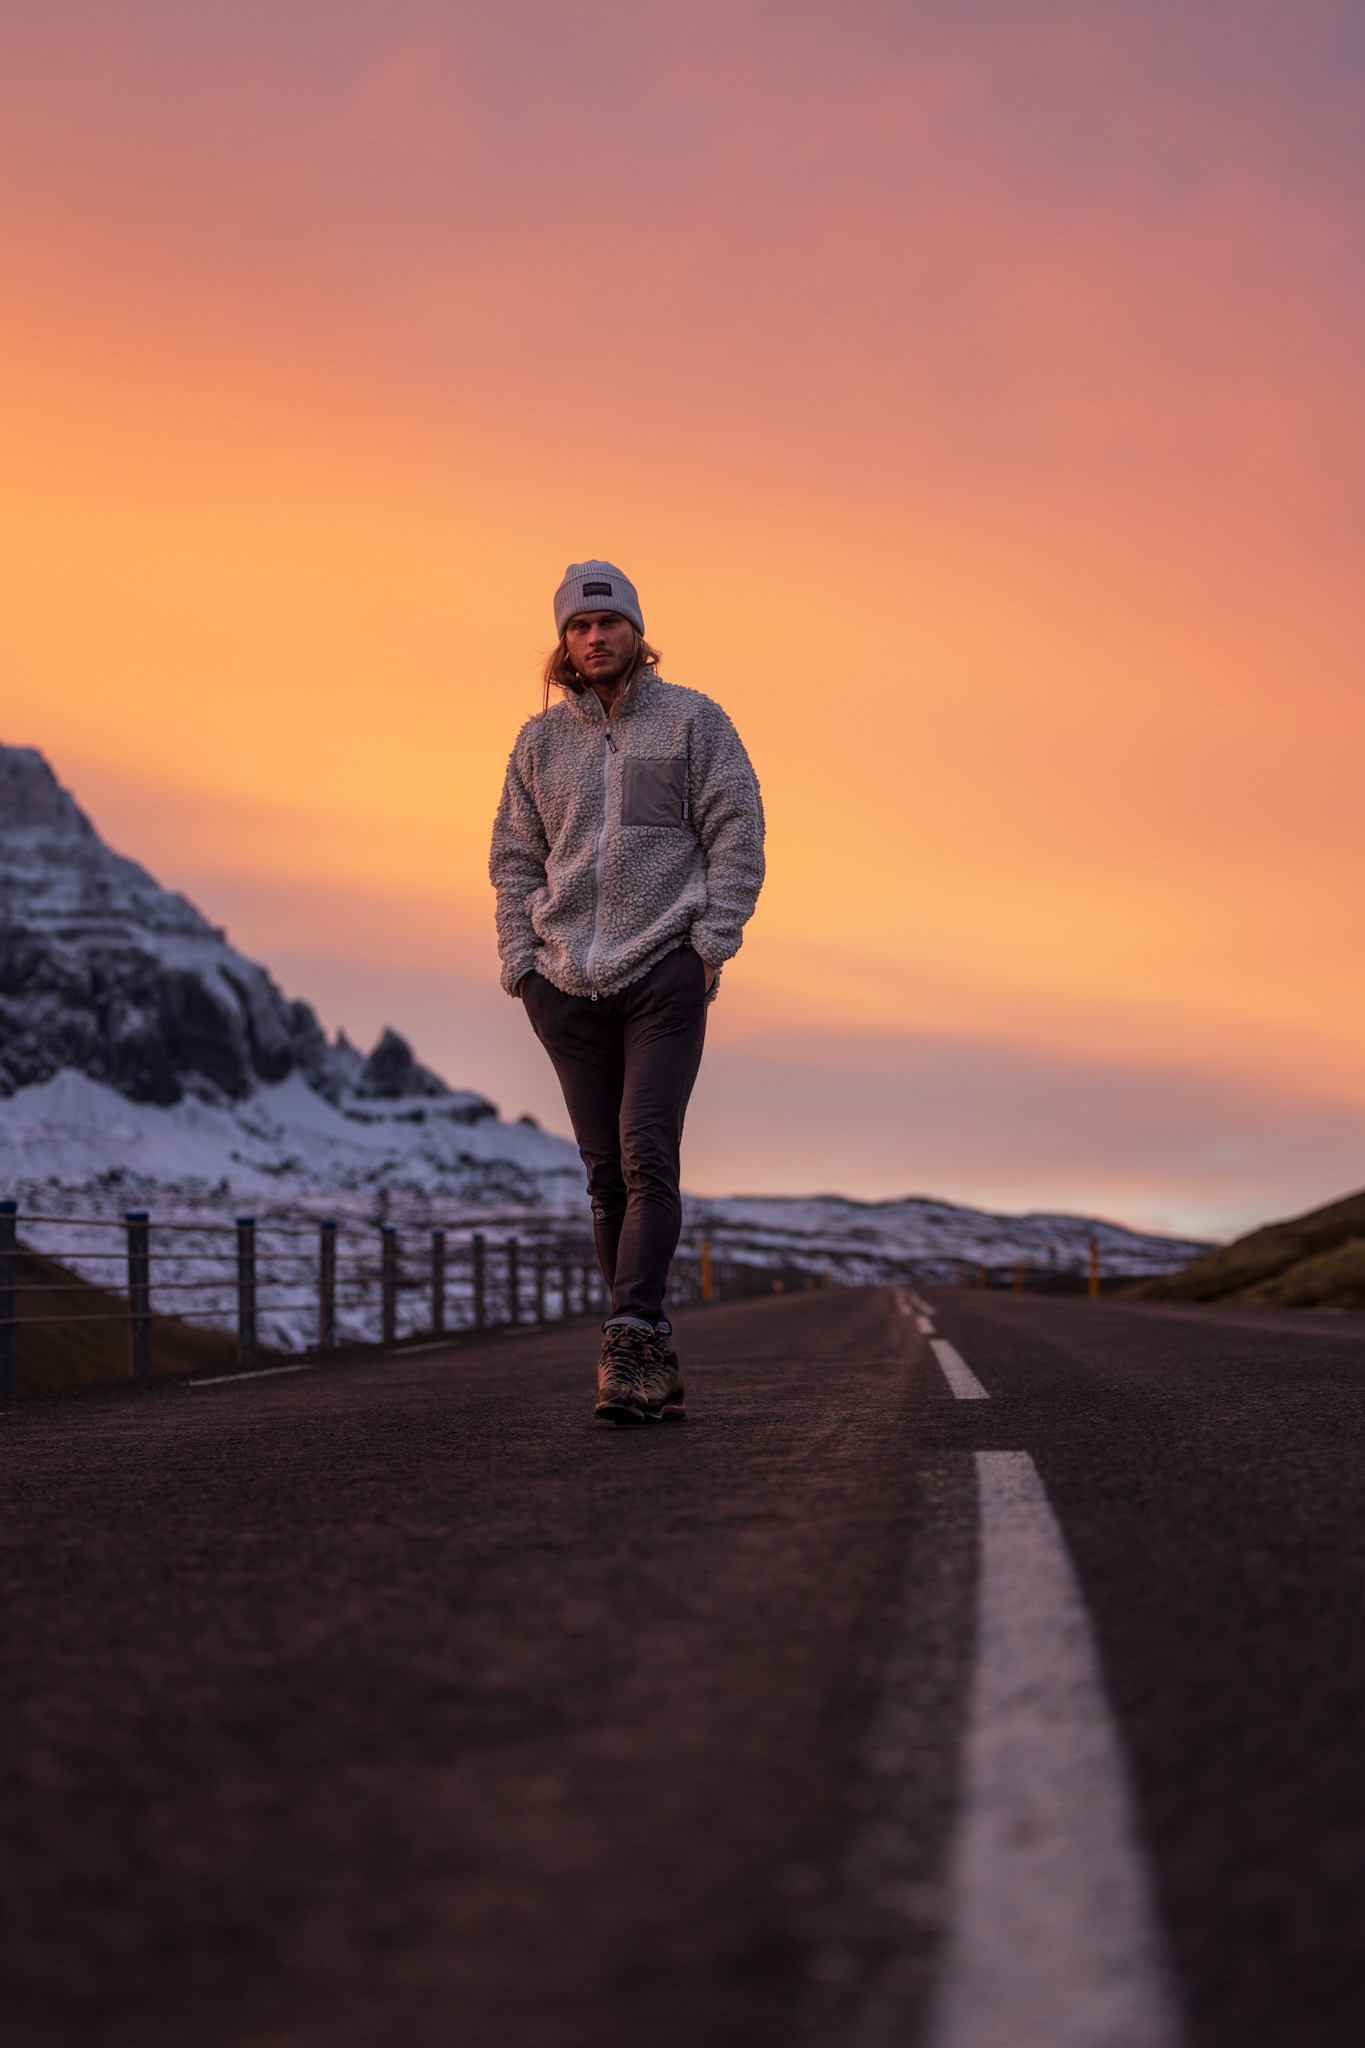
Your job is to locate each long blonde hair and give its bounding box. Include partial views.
[541,628,662,712]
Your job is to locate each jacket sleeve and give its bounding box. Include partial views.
[489,736,548,995]
[688,703,766,967]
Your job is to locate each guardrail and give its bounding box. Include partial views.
[0,1201,822,1399]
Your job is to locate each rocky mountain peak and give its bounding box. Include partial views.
[355,1028,451,1101]
[0,743,483,1116]
[0,746,100,836]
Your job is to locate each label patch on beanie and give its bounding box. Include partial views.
[582,581,613,597]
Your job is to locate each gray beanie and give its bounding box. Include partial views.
[553,559,644,638]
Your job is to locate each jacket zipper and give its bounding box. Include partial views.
[583,726,616,995]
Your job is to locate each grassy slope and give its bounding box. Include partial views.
[12,1248,240,1397]
[1130,1188,1365,1308]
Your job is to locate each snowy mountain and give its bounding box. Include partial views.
[0,744,586,1221]
[0,743,1208,1288]
[682,1192,1208,1282]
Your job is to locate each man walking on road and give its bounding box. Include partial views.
[490,560,765,1425]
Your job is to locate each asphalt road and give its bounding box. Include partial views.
[3,1285,1365,2046]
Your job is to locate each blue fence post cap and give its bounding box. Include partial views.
[125,1210,149,1222]
[0,1200,16,1214]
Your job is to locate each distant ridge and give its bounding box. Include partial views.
[1130,1187,1365,1308]
[685,1190,1209,1282]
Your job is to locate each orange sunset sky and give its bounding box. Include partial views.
[3,0,1363,1238]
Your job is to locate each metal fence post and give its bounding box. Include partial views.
[127,1210,152,1380]
[472,1232,486,1329]
[699,1237,713,1303]
[1088,1236,1100,1299]
[534,1246,546,1323]
[558,1249,570,1319]
[431,1228,446,1337]
[506,1236,520,1325]
[381,1226,398,1347]
[318,1219,337,1352]
[0,1200,16,1402]
[236,1216,257,1367]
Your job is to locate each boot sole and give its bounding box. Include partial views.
[635,1398,686,1423]
[595,1399,658,1426]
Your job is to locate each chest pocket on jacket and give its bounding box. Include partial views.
[621,756,688,828]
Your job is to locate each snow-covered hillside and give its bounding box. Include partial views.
[682,1192,1208,1281]
[0,742,1209,1301]
[0,1067,587,1224]
[0,744,587,1223]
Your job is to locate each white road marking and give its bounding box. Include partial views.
[931,1339,990,1401]
[191,1362,319,1387]
[927,1451,1181,2048]
[896,1287,937,1334]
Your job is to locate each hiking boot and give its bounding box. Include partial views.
[640,1318,687,1422]
[595,1322,656,1425]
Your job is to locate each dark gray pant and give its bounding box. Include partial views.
[520,947,708,1324]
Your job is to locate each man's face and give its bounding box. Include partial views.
[565,611,637,684]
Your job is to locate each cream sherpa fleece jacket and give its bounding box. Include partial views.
[490,669,765,999]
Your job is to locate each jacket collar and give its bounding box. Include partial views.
[565,667,658,726]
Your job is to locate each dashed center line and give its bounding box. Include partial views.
[926,1451,1181,2048]
[896,1287,937,1334]
[930,1339,990,1402]
[894,1289,986,1397]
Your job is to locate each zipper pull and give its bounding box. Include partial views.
[605,729,617,754]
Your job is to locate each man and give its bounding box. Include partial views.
[490,559,765,1424]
